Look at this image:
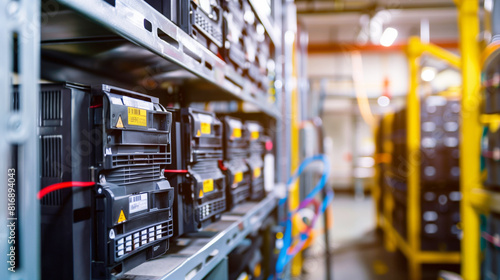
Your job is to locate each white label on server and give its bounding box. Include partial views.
[129,193,148,214]
[122,96,153,111]
[198,113,213,124]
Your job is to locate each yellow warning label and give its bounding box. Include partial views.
[117,210,126,224]
[251,131,259,139]
[201,122,211,134]
[253,168,261,178]
[197,130,201,137]
[234,172,243,183]
[116,116,124,128]
[253,263,262,277]
[128,107,147,127]
[199,189,204,198]
[203,179,214,193]
[232,128,242,138]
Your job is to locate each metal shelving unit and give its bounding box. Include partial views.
[1,0,288,279]
[41,0,281,119]
[1,0,41,279]
[378,37,462,280]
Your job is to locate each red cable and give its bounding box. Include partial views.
[163,169,189,173]
[37,181,95,199]
[218,160,228,171]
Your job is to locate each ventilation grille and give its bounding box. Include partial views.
[232,184,250,205]
[106,165,161,186]
[111,151,171,168]
[249,141,265,155]
[196,197,226,222]
[41,136,62,177]
[192,150,223,162]
[41,191,62,206]
[41,90,62,121]
[191,161,220,174]
[250,179,264,200]
[194,12,223,45]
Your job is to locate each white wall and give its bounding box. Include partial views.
[308,51,409,98]
[310,51,409,189]
[322,110,354,189]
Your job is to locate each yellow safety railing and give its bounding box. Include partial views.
[456,0,481,279]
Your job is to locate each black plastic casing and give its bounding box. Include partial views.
[166,108,226,234]
[91,85,174,279]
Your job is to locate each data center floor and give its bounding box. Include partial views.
[299,194,459,280]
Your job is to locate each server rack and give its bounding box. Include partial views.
[0,1,289,280]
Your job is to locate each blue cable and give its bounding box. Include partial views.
[274,154,333,279]
[279,154,331,206]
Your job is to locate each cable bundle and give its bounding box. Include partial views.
[275,154,334,279]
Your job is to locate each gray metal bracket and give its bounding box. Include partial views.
[0,0,41,279]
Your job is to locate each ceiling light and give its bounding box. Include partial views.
[421,67,437,82]
[377,96,390,107]
[380,27,398,47]
[485,0,493,12]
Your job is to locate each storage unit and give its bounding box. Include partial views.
[0,1,305,279]
[376,37,463,280]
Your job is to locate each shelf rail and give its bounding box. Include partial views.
[0,0,41,280]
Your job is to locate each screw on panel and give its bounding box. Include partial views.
[8,115,22,132]
[99,174,106,184]
[6,1,19,18]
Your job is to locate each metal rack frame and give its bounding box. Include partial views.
[47,0,281,119]
[0,0,41,279]
[456,1,481,279]
[379,37,462,280]
[0,0,289,279]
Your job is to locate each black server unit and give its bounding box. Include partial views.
[255,32,274,93]
[144,0,223,55]
[166,108,226,234]
[228,235,264,280]
[143,0,179,23]
[243,0,259,83]
[223,0,274,93]
[223,0,247,75]
[91,85,175,278]
[220,116,252,209]
[38,83,93,280]
[38,83,175,279]
[245,26,273,92]
[187,0,224,55]
[246,121,266,200]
